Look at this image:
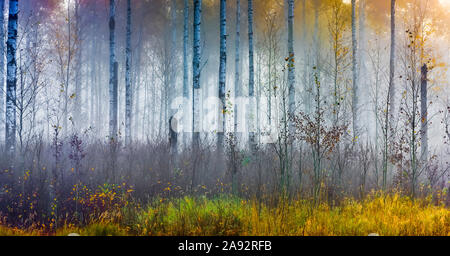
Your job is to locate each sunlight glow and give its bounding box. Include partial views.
[439,0,450,7]
[343,0,449,7]
[62,0,70,9]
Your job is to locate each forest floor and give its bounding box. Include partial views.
[0,194,449,236]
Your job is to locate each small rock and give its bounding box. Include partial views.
[368,233,380,236]
[68,233,80,236]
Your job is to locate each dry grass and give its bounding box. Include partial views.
[3,193,447,236]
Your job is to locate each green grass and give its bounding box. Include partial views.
[1,194,449,236]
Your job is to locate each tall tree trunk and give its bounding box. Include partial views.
[125,0,132,145]
[170,0,178,154]
[282,0,295,196]
[248,0,256,152]
[231,0,240,194]
[134,26,143,140]
[109,0,118,140]
[192,0,202,146]
[301,0,306,46]
[310,0,320,114]
[234,0,240,136]
[90,26,96,129]
[384,0,396,191]
[358,0,367,141]
[287,0,295,132]
[151,62,156,138]
[96,38,102,132]
[0,0,5,136]
[301,0,308,113]
[5,0,18,155]
[183,0,189,144]
[217,0,227,150]
[420,64,428,163]
[64,0,71,136]
[388,0,396,129]
[96,46,102,132]
[74,0,82,131]
[373,41,381,189]
[351,0,360,143]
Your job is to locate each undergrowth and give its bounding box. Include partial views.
[1,193,449,236]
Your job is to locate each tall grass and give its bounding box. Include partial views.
[121,194,449,236]
[1,193,440,236]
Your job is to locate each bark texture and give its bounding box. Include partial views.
[125,0,132,145]
[6,0,18,154]
[109,0,118,140]
[217,0,227,149]
[248,0,256,152]
[192,0,202,146]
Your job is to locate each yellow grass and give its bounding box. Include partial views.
[1,194,449,236]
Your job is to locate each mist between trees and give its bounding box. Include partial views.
[170,95,284,140]
[0,0,449,231]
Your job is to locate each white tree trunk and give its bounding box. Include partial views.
[89,7,96,131]
[63,0,71,136]
[192,0,202,146]
[183,0,189,143]
[234,0,240,136]
[109,0,118,140]
[125,0,132,145]
[170,0,178,154]
[388,0,396,135]
[287,0,295,134]
[383,0,396,190]
[5,0,18,154]
[358,0,367,142]
[420,64,428,162]
[74,0,82,131]
[0,0,5,136]
[217,0,227,149]
[351,0,360,143]
[248,0,256,151]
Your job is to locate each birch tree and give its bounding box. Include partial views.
[217,0,227,149]
[73,0,82,130]
[169,0,178,154]
[62,0,72,136]
[0,0,5,134]
[351,0,360,143]
[358,0,367,140]
[5,0,18,155]
[383,0,396,191]
[183,0,189,143]
[287,0,295,133]
[109,0,118,141]
[327,0,350,194]
[192,0,202,146]
[420,64,428,163]
[229,0,241,195]
[234,0,240,137]
[125,0,132,145]
[248,0,256,152]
